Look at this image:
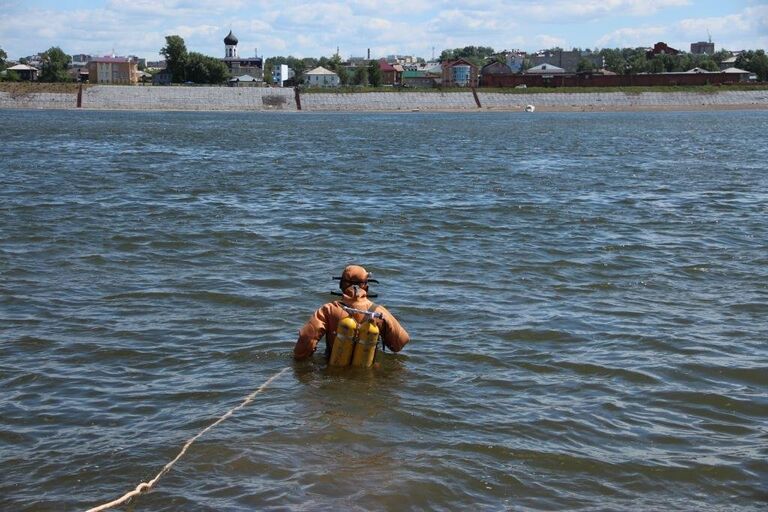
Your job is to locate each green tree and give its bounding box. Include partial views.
[184,52,229,84]
[0,47,7,71]
[599,48,626,73]
[698,57,719,72]
[736,50,768,81]
[203,56,229,84]
[327,54,350,85]
[336,65,349,86]
[712,49,731,67]
[263,60,274,84]
[40,47,71,82]
[353,66,368,86]
[648,57,664,73]
[161,35,188,83]
[439,46,496,67]
[367,60,381,87]
[184,52,207,83]
[576,57,594,72]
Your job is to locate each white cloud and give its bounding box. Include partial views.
[596,26,668,48]
[0,1,765,61]
[595,4,768,51]
[533,34,569,49]
[522,0,691,22]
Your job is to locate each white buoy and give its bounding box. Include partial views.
[525,104,535,112]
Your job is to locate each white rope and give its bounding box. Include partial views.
[86,366,291,512]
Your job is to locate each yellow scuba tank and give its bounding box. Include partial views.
[328,316,357,367]
[351,320,379,368]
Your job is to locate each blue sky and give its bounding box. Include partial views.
[1,0,766,60]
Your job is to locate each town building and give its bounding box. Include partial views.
[646,42,680,58]
[152,68,173,85]
[529,49,601,73]
[690,41,715,55]
[480,61,513,86]
[87,56,139,84]
[5,64,39,81]
[721,67,755,81]
[222,30,263,81]
[229,74,260,87]
[719,54,739,70]
[504,51,526,73]
[379,58,403,85]
[525,63,566,75]
[273,64,295,87]
[441,58,478,87]
[305,66,340,87]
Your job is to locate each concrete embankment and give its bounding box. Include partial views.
[1,85,767,112]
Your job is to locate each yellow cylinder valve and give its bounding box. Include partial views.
[351,321,379,368]
[329,316,358,367]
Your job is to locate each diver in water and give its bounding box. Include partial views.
[293,265,409,366]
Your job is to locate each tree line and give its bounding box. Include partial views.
[263,54,382,87]
[1,46,74,82]
[160,36,229,84]
[441,45,768,81]
[2,42,768,84]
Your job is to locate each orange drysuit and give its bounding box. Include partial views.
[293,265,410,360]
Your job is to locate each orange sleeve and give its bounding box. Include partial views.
[294,304,330,360]
[377,306,410,353]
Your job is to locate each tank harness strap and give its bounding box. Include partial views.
[368,303,386,352]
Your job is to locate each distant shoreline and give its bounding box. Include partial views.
[1,83,767,113]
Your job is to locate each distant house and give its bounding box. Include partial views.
[685,67,713,74]
[152,68,173,85]
[441,58,479,87]
[504,51,526,73]
[305,66,340,87]
[690,41,715,55]
[5,64,39,81]
[480,61,514,87]
[402,70,437,88]
[273,64,294,87]
[529,50,601,73]
[524,63,565,75]
[87,56,139,84]
[721,67,754,82]
[719,55,739,71]
[646,42,680,58]
[379,59,403,85]
[228,74,260,87]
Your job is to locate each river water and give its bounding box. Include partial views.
[1,109,766,511]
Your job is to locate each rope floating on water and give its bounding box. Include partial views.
[86,366,291,512]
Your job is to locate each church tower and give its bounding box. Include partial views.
[224,30,239,59]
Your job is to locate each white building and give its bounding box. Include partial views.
[273,64,295,86]
[525,63,566,74]
[305,66,340,87]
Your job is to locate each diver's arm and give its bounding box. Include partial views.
[378,307,409,353]
[293,306,329,360]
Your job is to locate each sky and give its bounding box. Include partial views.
[1,0,766,61]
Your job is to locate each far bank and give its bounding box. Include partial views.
[1,83,767,112]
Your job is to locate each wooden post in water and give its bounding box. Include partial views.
[77,82,83,108]
[471,86,481,108]
[294,86,302,111]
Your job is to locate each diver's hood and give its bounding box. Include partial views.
[331,265,379,299]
